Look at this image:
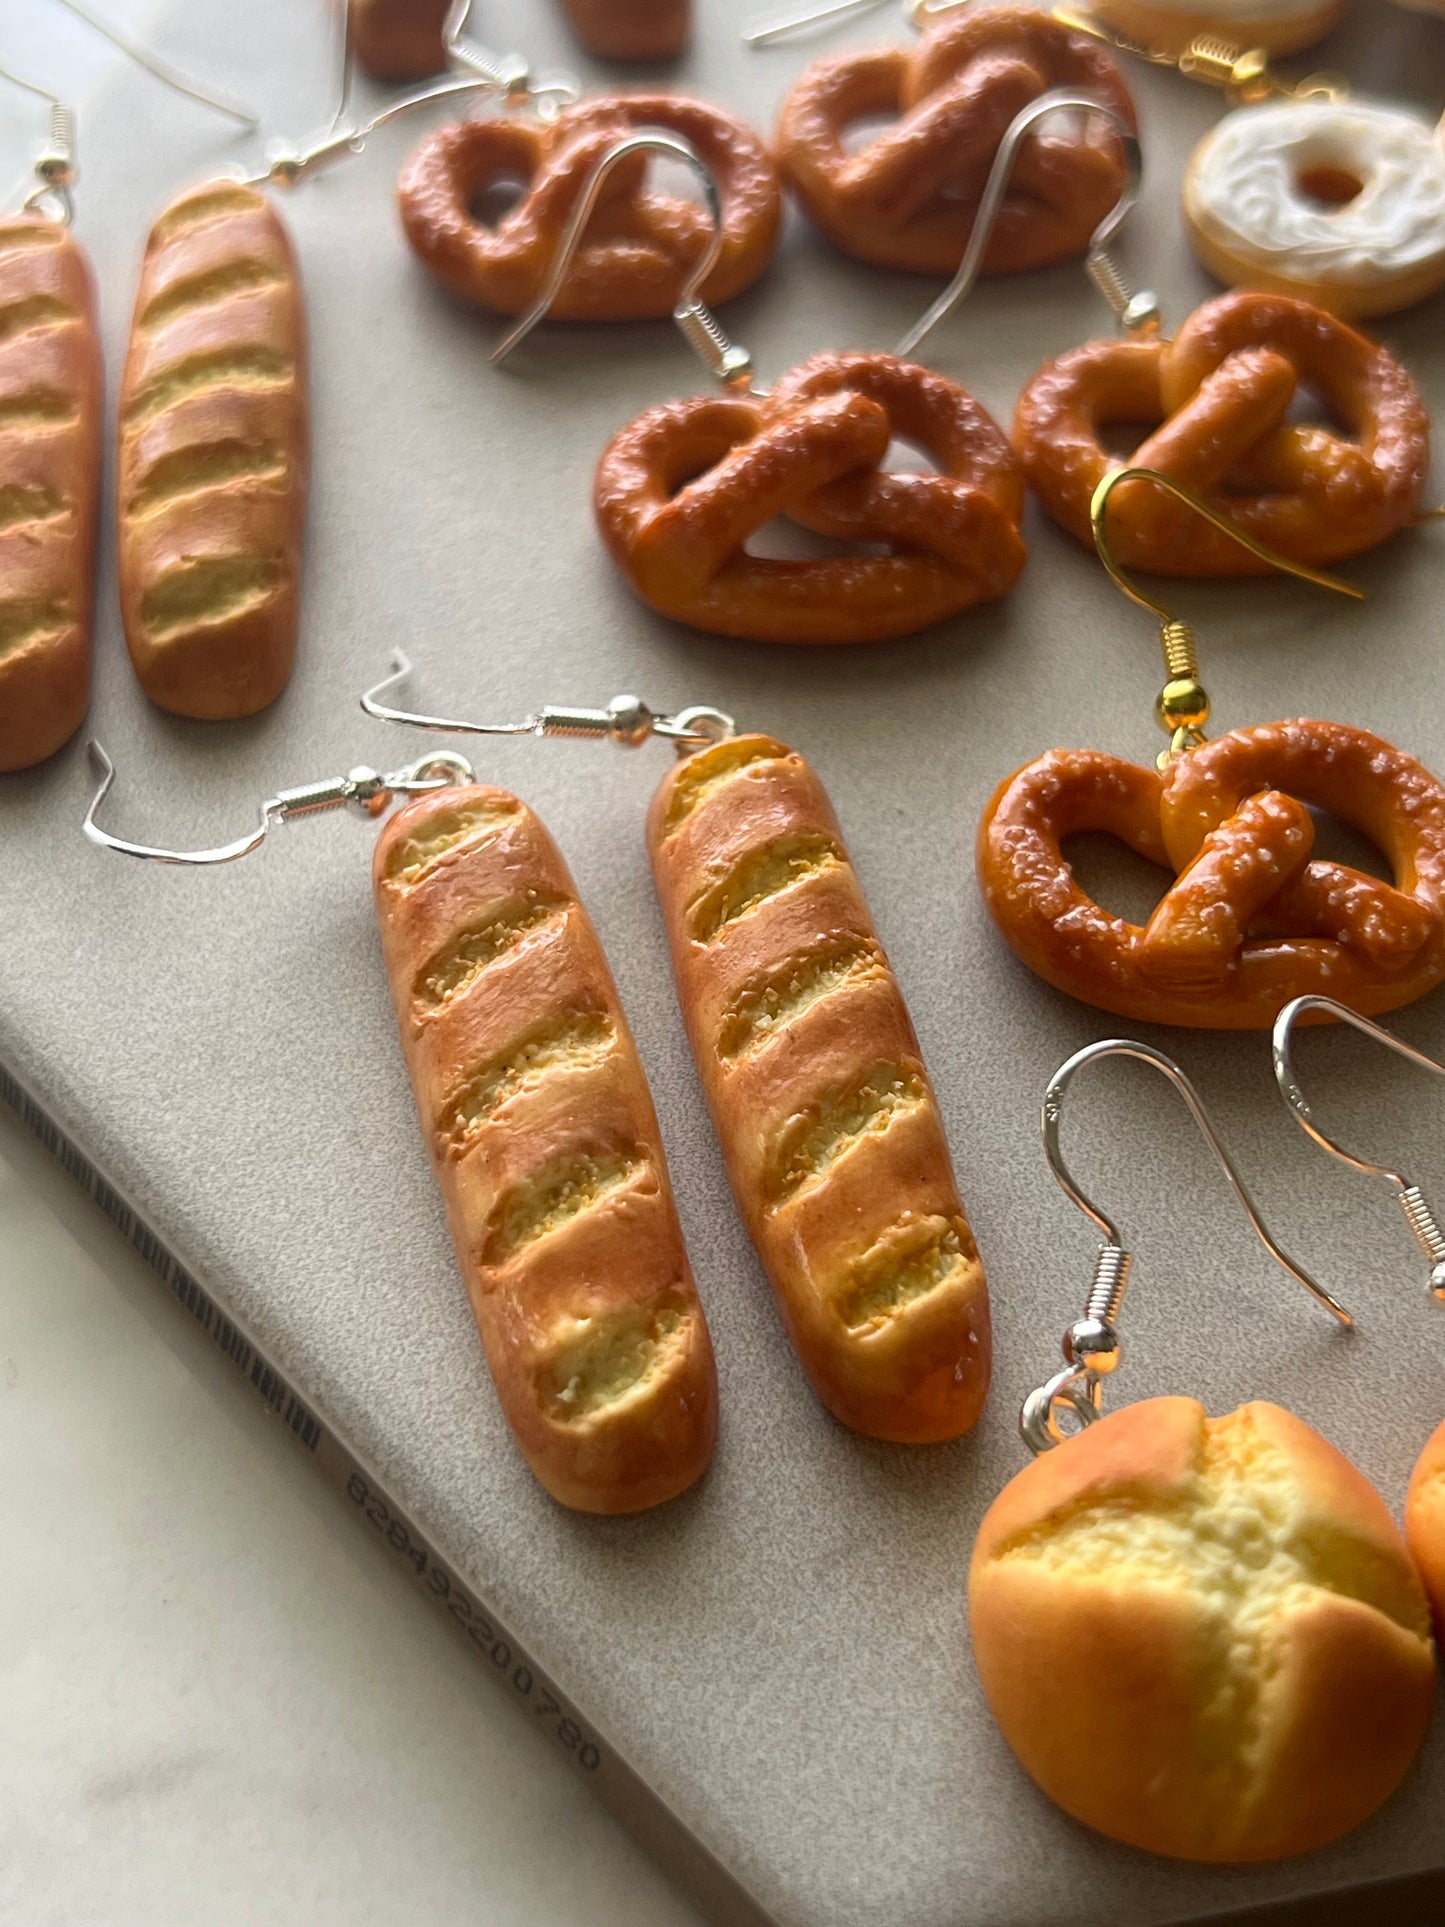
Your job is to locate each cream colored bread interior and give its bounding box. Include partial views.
[123,346,290,427]
[538,1305,689,1423]
[837,1223,972,1332]
[660,738,787,837]
[435,1010,614,1158]
[991,1409,1432,1814]
[486,1149,642,1264]
[763,1063,925,1204]
[717,939,885,1059]
[383,797,519,885]
[686,832,842,943]
[411,894,563,1014]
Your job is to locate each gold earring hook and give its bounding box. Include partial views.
[1089,466,1364,768]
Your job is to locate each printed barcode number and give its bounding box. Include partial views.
[344,1470,603,1774]
[0,1063,320,1452]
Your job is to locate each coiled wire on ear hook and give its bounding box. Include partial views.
[1021,1038,1353,1457]
[489,131,758,390]
[895,86,1146,361]
[1274,996,1445,1301]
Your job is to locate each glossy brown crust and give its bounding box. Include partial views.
[348,0,450,80]
[775,6,1135,277]
[398,95,778,319]
[648,735,991,1442]
[1088,0,1344,57]
[558,0,689,60]
[595,353,1025,643]
[0,216,102,773]
[373,784,718,1514]
[977,720,1445,1028]
[971,1398,1435,1862]
[1406,1418,1445,1638]
[118,180,308,718]
[1015,291,1429,574]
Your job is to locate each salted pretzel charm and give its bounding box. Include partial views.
[398,95,780,318]
[775,4,1136,276]
[1016,290,1429,573]
[979,721,1445,1028]
[595,352,1026,643]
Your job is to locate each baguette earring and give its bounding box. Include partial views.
[362,653,995,1443]
[1272,995,1445,1632]
[978,466,1445,1028]
[970,1038,1439,1864]
[81,722,721,1515]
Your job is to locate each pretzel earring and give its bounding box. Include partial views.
[971,1038,1438,1864]
[81,724,721,1515]
[978,466,1445,1028]
[1272,996,1445,1634]
[362,654,994,1443]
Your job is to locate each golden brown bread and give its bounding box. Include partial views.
[971,1397,1436,1861]
[118,180,307,719]
[647,735,991,1442]
[0,214,102,773]
[373,783,718,1513]
[1406,1418,1445,1636]
[349,0,451,80]
[559,0,690,60]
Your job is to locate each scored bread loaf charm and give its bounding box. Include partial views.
[118,179,308,719]
[374,780,718,1513]
[647,734,991,1442]
[0,212,102,773]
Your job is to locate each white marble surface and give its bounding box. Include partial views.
[0,7,697,1922]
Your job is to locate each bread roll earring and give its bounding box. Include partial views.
[81,723,720,1515]
[362,655,994,1443]
[1273,996,1445,1636]
[971,1037,1434,1863]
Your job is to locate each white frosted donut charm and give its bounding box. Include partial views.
[1081,0,1343,57]
[1184,100,1445,319]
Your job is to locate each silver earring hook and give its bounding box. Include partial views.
[361,650,736,754]
[490,130,755,390]
[1021,1037,1352,1458]
[1274,995,1445,1301]
[741,0,894,48]
[82,739,476,867]
[896,87,1146,361]
[0,60,78,224]
[48,0,259,127]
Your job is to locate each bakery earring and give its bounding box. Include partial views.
[1013,192,1432,570]
[970,1037,1437,1865]
[498,121,1057,642]
[363,653,994,1443]
[768,2,1138,279]
[978,465,1445,1027]
[1272,994,1445,1630]
[1059,0,1345,58]
[81,726,720,1514]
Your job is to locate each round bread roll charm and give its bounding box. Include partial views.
[774,4,1136,276]
[973,1397,1435,1860]
[1185,101,1445,319]
[1079,0,1344,57]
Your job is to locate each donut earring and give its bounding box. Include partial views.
[1271,995,1445,1633]
[81,724,722,1514]
[971,1037,1438,1864]
[361,653,995,1443]
[762,2,1138,280]
[978,466,1445,1028]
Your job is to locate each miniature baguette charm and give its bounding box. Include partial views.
[0,215,102,772]
[118,180,308,719]
[647,736,991,1441]
[374,784,718,1512]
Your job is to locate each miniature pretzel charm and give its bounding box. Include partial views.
[775,4,1136,276]
[978,720,1445,1028]
[398,95,779,318]
[557,0,690,60]
[1015,291,1429,573]
[595,353,1026,643]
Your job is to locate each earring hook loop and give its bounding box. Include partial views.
[1273,995,1445,1299]
[82,739,476,867]
[490,130,752,389]
[896,88,1142,361]
[1022,1036,1352,1457]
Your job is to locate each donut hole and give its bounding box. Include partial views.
[1295,165,1365,211]
[1097,417,1159,462]
[1061,833,1172,926]
[882,436,939,474]
[466,174,530,228]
